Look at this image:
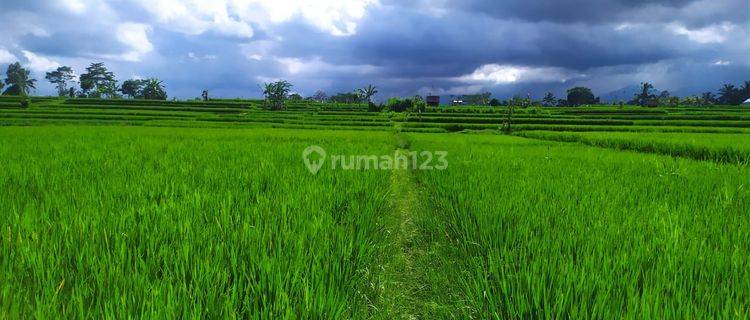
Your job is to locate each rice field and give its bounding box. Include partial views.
[1,97,749,318]
[411,133,750,318]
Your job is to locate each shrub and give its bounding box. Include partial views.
[368,102,385,112]
[387,98,414,112]
[20,98,31,109]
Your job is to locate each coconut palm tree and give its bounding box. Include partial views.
[357,85,378,103]
[263,80,293,110]
[3,62,36,96]
[141,78,167,100]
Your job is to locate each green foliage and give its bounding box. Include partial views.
[542,92,556,107]
[3,62,36,96]
[566,87,597,106]
[45,66,76,97]
[262,80,293,110]
[462,92,492,106]
[330,92,361,104]
[632,82,657,107]
[80,62,117,98]
[141,78,167,100]
[119,79,145,98]
[386,97,413,112]
[357,85,378,103]
[718,82,750,105]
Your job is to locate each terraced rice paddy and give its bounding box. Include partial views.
[1,96,749,318]
[2,97,750,133]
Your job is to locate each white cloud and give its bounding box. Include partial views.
[135,0,378,38]
[135,0,254,38]
[240,41,275,61]
[0,49,18,64]
[187,52,217,62]
[112,23,154,62]
[669,22,736,44]
[57,0,87,14]
[713,60,731,66]
[458,64,581,84]
[22,50,60,72]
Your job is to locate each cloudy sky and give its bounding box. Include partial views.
[1,0,748,100]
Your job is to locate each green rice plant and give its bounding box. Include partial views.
[410,133,750,318]
[0,126,396,318]
[518,131,750,164]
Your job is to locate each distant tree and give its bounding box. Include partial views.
[412,95,427,113]
[718,84,745,105]
[657,90,671,106]
[386,97,413,112]
[288,93,303,101]
[681,95,700,106]
[45,66,76,97]
[3,62,36,96]
[330,92,361,104]
[0,80,3,93]
[542,92,556,107]
[119,79,146,98]
[634,82,656,107]
[262,80,293,110]
[311,90,328,103]
[357,85,378,103]
[668,96,680,107]
[463,92,492,106]
[141,78,167,100]
[489,98,500,106]
[700,92,716,105]
[566,87,596,106]
[79,62,117,98]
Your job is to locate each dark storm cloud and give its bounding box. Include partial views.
[453,0,695,23]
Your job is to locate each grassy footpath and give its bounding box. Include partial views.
[374,133,469,318]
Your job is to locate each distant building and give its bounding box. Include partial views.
[426,96,440,106]
[451,98,465,106]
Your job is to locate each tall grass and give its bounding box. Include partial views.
[0,126,394,318]
[518,131,750,164]
[411,133,750,318]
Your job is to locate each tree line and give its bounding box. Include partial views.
[3,61,749,107]
[263,80,750,110]
[468,82,750,108]
[2,61,167,100]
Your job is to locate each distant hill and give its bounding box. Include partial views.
[601,85,641,104]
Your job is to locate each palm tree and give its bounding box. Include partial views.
[700,92,716,105]
[3,62,36,96]
[141,78,167,100]
[263,80,293,110]
[357,85,378,103]
[719,84,740,105]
